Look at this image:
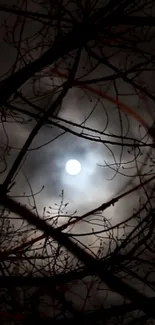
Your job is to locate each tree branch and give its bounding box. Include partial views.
[1,194,155,318]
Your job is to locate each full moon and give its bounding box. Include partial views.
[65,159,81,176]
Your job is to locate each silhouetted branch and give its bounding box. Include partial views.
[1,194,155,318]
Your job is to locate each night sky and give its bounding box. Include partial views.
[0,0,155,320]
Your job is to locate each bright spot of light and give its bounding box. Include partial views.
[65,159,81,176]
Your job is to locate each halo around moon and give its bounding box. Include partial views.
[65,159,81,176]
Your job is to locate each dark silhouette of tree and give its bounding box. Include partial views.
[0,0,155,324]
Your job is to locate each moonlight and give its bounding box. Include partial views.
[65,159,81,176]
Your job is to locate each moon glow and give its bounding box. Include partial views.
[65,159,81,176]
